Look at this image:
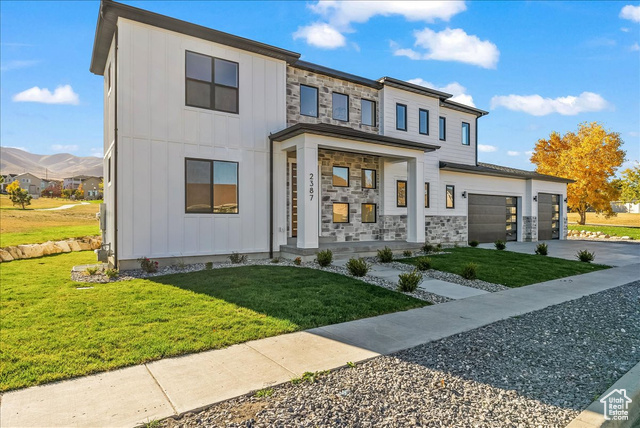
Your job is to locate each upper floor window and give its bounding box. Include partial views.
[419,109,429,135]
[396,104,407,131]
[300,84,318,117]
[332,92,349,122]
[462,122,470,145]
[185,158,239,214]
[361,99,375,126]
[439,116,446,141]
[186,51,239,113]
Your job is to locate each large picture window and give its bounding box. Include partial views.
[397,180,407,207]
[361,99,375,126]
[446,185,455,209]
[332,166,349,187]
[185,158,238,214]
[300,84,318,117]
[362,203,377,223]
[186,51,239,113]
[333,203,350,223]
[332,92,349,122]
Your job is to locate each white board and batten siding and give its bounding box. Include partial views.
[103,36,116,263]
[115,18,286,262]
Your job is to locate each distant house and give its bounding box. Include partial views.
[611,200,640,214]
[5,172,45,197]
[1,174,18,193]
[63,175,103,199]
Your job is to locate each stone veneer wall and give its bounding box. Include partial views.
[286,66,380,133]
[523,216,537,241]
[319,149,381,242]
[382,215,407,241]
[425,216,467,243]
[562,216,568,239]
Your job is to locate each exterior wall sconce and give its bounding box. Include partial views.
[533,195,538,202]
[462,191,467,198]
[564,197,568,203]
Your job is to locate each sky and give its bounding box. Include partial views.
[1,0,639,173]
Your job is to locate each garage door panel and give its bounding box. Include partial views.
[538,193,560,240]
[468,194,517,243]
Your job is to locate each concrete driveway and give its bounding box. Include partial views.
[477,240,640,267]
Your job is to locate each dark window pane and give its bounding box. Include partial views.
[333,203,349,223]
[332,93,348,121]
[446,185,455,208]
[214,86,238,113]
[462,122,470,145]
[396,104,407,130]
[425,182,430,208]
[362,169,376,189]
[439,116,446,140]
[213,161,238,213]
[419,110,429,135]
[333,166,349,187]
[214,58,238,87]
[361,99,374,126]
[362,204,376,223]
[300,85,318,117]
[397,181,407,207]
[186,80,211,109]
[186,52,212,82]
[186,160,212,212]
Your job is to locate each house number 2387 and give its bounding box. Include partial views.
[309,173,314,201]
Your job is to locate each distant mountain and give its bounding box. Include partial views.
[0,147,103,180]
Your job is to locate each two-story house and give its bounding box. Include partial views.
[90,0,571,269]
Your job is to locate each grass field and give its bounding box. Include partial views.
[0,195,100,246]
[0,252,426,392]
[568,225,640,240]
[400,247,609,287]
[567,212,640,226]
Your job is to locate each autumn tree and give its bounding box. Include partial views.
[75,183,85,200]
[530,122,625,225]
[617,164,640,206]
[6,180,32,209]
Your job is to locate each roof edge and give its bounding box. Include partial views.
[291,61,382,89]
[379,77,452,100]
[440,161,574,183]
[440,100,489,117]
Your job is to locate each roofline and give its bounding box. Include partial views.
[439,161,574,183]
[270,123,440,153]
[378,77,452,100]
[440,100,489,117]
[90,0,301,75]
[291,61,382,89]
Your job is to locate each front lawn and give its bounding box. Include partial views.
[568,225,639,240]
[400,247,609,287]
[0,252,425,392]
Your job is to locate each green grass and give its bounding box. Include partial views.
[400,247,609,287]
[0,224,100,247]
[0,252,425,392]
[568,225,639,240]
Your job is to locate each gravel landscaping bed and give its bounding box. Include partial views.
[162,281,640,428]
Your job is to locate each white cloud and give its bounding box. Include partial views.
[478,144,497,153]
[620,5,640,23]
[629,131,639,137]
[90,148,103,157]
[621,27,630,32]
[490,92,609,116]
[407,78,475,107]
[293,23,346,49]
[394,28,500,69]
[1,60,39,72]
[52,144,79,152]
[13,85,79,105]
[631,42,640,51]
[525,150,534,156]
[507,151,521,156]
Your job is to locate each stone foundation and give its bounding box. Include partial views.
[523,216,538,241]
[425,216,467,243]
[0,236,102,262]
[562,216,568,239]
[382,215,407,241]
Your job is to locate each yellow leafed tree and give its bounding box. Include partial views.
[531,122,625,225]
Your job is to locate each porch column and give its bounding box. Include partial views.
[407,157,426,243]
[296,139,319,249]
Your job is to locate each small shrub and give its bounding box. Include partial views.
[346,258,369,277]
[104,268,119,279]
[316,249,333,267]
[436,243,443,252]
[535,243,548,256]
[577,249,595,263]
[293,257,302,266]
[422,243,435,254]
[138,257,158,273]
[271,257,281,263]
[291,370,328,385]
[461,262,478,280]
[415,256,432,271]
[205,262,213,270]
[377,246,393,263]
[255,388,274,398]
[346,361,356,368]
[403,250,413,257]
[469,240,479,247]
[494,240,506,250]
[176,258,186,270]
[229,252,247,264]
[397,269,422,292]
[85,266,99,276]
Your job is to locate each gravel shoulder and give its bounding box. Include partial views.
[161,281,640,428]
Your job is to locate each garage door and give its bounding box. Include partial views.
[538,193,560,240]
[468,194,518,243]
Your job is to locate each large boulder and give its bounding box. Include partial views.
[77,241,92,251]
[68,240,82,252]
[5,246,23,259]
[89,237,102,250]
[41,241,59,255]
[54,241,72,253]
[0,249,14,262]
[18,244,44,258]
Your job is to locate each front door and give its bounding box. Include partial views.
[291,163,298,237]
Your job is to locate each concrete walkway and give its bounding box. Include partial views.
[1,264,638,428]
[36,201,90,211]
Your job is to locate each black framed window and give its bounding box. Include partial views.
[425,182,430,208]
[362,203,376,223]
[185,158,239,214]
[361,99,375,126]
[419,109,429,135]
[333,203,349,223]
[396,104,407,131]
[446,185,455,209]
[185,51,239,113]
[462,122,470,145]
[300,84,318,117]
[362,169,376,189]
[332,92,349,121]
[397,180,407,207]
[332,166,349,187]
[439,116,446,141]
[108,156,112,184]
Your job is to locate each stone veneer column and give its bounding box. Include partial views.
[407,158,426,243]
[296,139,319,249]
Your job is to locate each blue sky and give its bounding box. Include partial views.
[1,1,638,173]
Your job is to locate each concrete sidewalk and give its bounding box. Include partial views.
[2,264,638,428]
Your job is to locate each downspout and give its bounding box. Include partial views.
[269,136,274,258]
[475,116,478,166]
[113,25,119,267]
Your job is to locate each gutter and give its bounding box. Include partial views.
[113,25,119,267]
[269,138,274,259]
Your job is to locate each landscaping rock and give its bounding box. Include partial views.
[68,240,82,252]
[5,246,23,259]
[54,241,72,253]
[18,244,44,258]
[77,241,92,251]
[0,249,14,262]
[89,238,102,250]
[41,242,58,256]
